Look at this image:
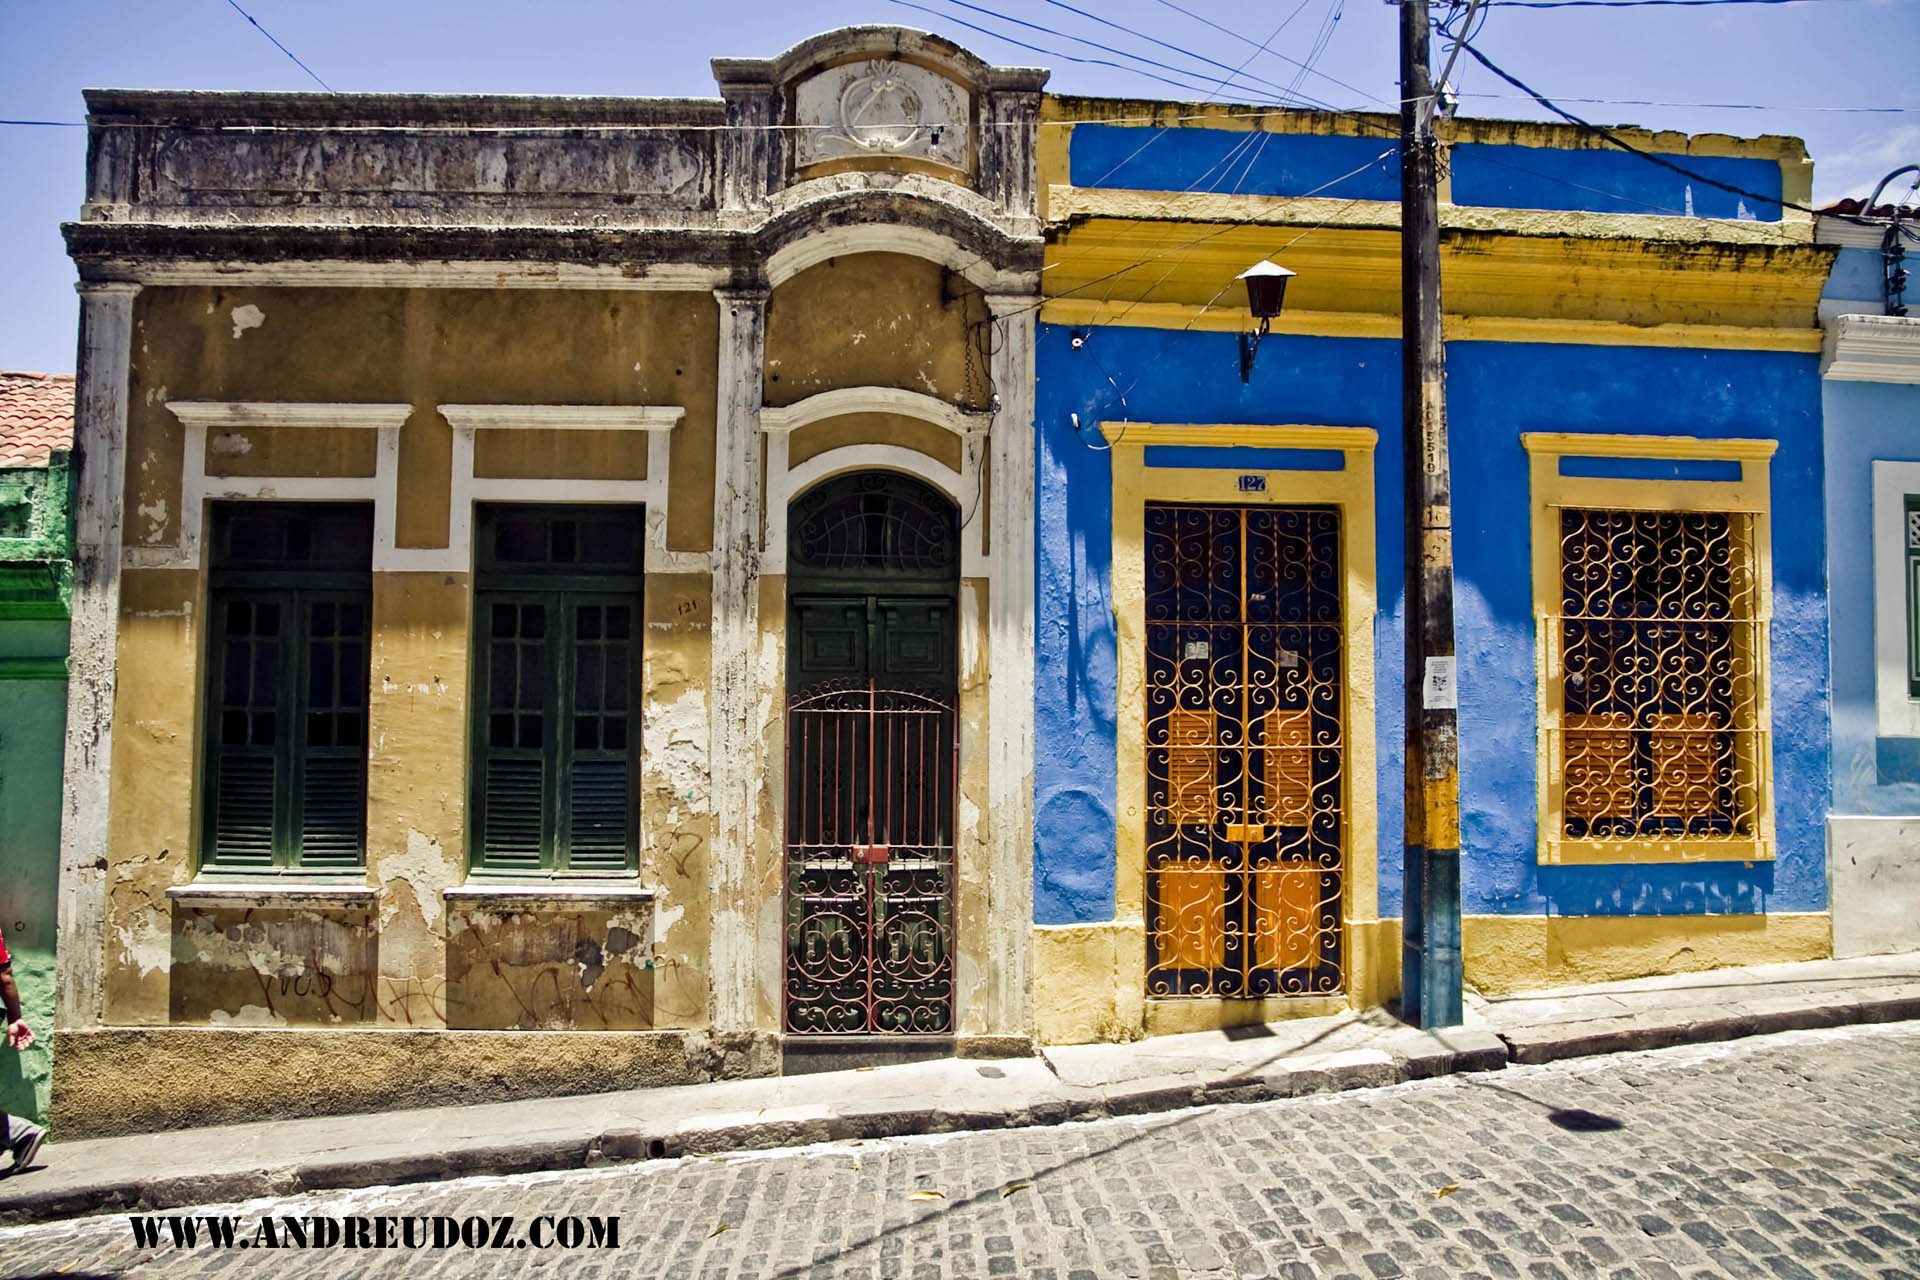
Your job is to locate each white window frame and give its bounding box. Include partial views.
[1871,460,1920,738]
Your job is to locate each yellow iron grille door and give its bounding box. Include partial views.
[1144,503,1345,999]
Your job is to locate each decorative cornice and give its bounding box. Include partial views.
[761,387,991,438]
[1521,431,1778,460]
[1099,423,1379,451]
[1822,312,1920,384]
[436,404,685,431]
[167,401,412,430]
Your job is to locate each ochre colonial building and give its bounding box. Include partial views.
[59,28,1041,1134]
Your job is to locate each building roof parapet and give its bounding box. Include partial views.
[82,88,728,129]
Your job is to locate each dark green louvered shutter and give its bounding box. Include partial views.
[203,505,372,870]
[475,598,551,869]
[296,596,369,867]
[563,600,636,871]
[472,507,641,875]
[208,595,283,866]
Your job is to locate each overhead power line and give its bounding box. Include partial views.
[899,0,1358,112]
[885,0,1235,99]
[1453,38,1874,222]
[223,0,333,93]
[1485,0,1862,8]
[1036,0,1327,106]
[1457,92,1917,114]
[1151,0,1384,104]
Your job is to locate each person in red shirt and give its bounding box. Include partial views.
[0,927,44,1176]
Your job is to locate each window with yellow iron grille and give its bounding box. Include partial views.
[1551,507,1766,855]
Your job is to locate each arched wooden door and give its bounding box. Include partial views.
[783,470,961,1035]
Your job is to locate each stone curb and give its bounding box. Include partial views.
[0,998,1911,1228]
[1492,990,1920,1066]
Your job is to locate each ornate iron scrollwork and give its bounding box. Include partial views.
[1143,503,1346,1000]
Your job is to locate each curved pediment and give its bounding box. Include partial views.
[714,26,1046,198]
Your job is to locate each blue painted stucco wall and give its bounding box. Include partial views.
[1032,328,1831,923]
[1064,123,1783,220]
[1826,246,1883,308]
[1823,378,1920,814]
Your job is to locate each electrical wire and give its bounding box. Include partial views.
[1151,0,1386,106]
[1486,0,1862,8]
[1455,93,1918,114]
[1453,37,1863,221]
[886,0,1246,99]
[1036,0,1337,108]
[223,0,332,93]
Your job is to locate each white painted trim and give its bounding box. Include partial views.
[166,401,412,431]
[144,401,697,575]
[166,883,377,908]
[442,884,656,907]
[769,443,977,577]
[438,404,685,432]
[983,296,1037,1037]
[100,260,732,292]
[765,224,1026,293]
[1871,460,1920,738]
[760,387,990,440]
[58,282,139,1032]
[707,287,769,1036]
[1824,313,1920,383]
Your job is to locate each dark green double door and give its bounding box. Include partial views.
[782,471,963,1037]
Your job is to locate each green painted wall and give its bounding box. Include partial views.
[0,452,71,1126]
[0,618,65,1125]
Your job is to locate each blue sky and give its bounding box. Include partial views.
[1,0,1914,375]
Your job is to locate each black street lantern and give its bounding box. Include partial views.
[1238,259,1296,384]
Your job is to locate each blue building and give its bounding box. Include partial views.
[1818,193,1920,958]
[1027,101,1837,1041]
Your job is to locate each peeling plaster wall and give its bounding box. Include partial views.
[640,572,715,1029]
[765,254,991,409]
[445,904,654,1030]
[124,287,720,554]
[170,907,377,1025]
[365,573,466,1028]
[101,567,198,1026]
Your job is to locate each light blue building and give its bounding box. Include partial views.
[1818,193,1920,957]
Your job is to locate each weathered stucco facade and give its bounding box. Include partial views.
[60,27,1042,1135]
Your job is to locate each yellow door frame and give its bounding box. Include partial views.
[1105,423,1387,1033]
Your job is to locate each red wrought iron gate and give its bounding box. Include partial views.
[783,678,958,1034]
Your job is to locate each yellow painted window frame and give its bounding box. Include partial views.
[1522,431,1777,866]
[1106,423,1382,1015]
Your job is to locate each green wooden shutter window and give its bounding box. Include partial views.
[203,504,372,870]
[471,506,641,875]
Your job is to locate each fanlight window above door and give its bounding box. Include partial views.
[788,471,958,579]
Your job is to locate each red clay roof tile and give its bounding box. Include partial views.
[0,372,76,469]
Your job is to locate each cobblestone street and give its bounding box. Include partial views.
[1,1023,1915,1280]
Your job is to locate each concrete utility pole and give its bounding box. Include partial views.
[1397,0,1465,1029]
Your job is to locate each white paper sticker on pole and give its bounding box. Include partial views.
[1423,656,1457,710]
